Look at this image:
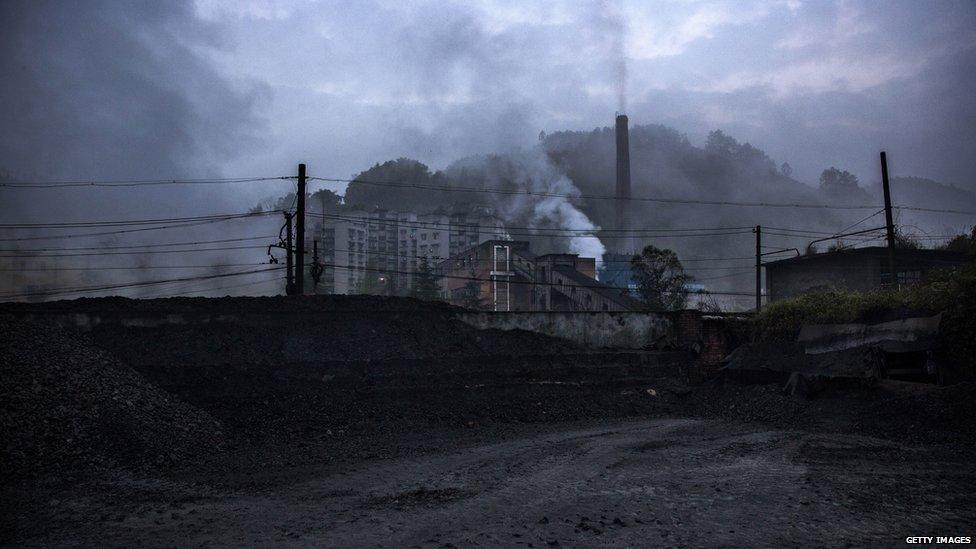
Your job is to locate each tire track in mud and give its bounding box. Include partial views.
[15,418,976,547]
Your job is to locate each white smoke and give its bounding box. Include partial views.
[533,193,607,273]
[488,147,607,274]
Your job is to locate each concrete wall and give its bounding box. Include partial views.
[766,248,968,302]
[767,254,881,302]
[457,311,672,349]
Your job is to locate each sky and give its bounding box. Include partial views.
[2,0,976,212]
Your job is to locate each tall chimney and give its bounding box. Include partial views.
[615,114,631,252]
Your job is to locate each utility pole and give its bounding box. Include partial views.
[284,212,295,295]
[880,152,897,287]
[311,239,323,292]
[754,225,762,312]
[295,163,306,295]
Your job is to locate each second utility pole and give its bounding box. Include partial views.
[754,225,762,312]
[295,163,306,295]
[880,152,897,287]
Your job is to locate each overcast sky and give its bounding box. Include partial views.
[2,0,975,210]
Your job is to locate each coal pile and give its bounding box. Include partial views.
[0,320,225,485]
[3,295,580,367]
[683,376,976,446]
[856,381,976,442]
[0,296,682,477]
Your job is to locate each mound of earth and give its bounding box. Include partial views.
[0,320,225,485]
[683,376,976,445]
[3,295,580,367]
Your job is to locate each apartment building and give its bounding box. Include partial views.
[317,210,368,294]
[315,206,511,296]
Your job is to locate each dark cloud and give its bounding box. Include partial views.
[0,0,269,218]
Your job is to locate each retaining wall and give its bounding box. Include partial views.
[457,311,673,349]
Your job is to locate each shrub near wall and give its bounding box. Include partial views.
[752,264,976,378]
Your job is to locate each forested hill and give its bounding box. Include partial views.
[539,125,830,235]
[346,125,864,243]
[339,123,972,292]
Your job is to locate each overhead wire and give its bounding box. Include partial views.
[0,214,280,243]
[308,175,976,215]
[0,234,276,253]
[0,210,279,229]
[144,276,286,299]
[0,266,284,300]
[0,245,267,259]
[0,262,272,272]
[0,176,295,188]
[318,261,757,297]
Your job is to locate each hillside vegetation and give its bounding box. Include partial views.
[754,262,976,377]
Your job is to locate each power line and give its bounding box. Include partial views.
[762,229,885,239]
[311,211,754,234]
[310,175,976,214]
[321,261,756,297]
[0,263,270,272]
[0,215,278,244]
[0,234,276,253]
[0,266,284,300]
[829,209,885,238]
[309,212,753,239]
[144,276,286,299]
[0,210,279,229]
[0,176,294,188]
[311,242,756,269]
[0,244,266,258]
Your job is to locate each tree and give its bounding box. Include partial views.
[459,270,488,309]
[630,245,691,310]
[893,228,921,250]
[343,158,435,211]
[311,188,342,213]
[780,162,793,178]
[411,257,441,301]
[705,130,738,158]
[940,227,976,258]
[819,167,859,189]
[356,273,381,295]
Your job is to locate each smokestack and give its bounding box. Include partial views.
[615,113,631,252]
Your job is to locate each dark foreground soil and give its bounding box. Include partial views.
[2,297,975,546]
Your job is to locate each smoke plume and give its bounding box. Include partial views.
[597,0,628,113]
[488,147,607,272]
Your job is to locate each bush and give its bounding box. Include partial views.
[753,264,976,377]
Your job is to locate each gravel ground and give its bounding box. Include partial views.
[2,296,975,546]
[5,419,974,547]
[0,320,224,485]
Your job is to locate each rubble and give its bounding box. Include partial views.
[1,295,975,546]
[0,320,225,485]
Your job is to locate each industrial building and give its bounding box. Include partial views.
[764,246,968,302]
[437,242,645,312]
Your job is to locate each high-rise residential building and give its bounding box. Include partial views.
[317,210,368,295]
[366,209,399,294]
[314,206,511,296]
[448,208,510,258]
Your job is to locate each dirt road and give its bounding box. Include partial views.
[15,418,974,547]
